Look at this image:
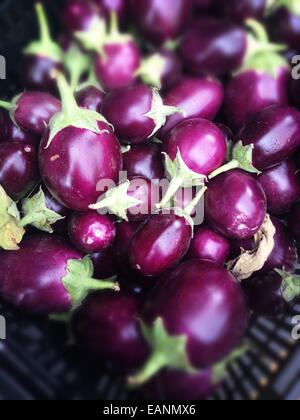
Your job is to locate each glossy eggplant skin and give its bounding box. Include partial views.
[205,170,267,240]
[163,118,227,176]
[14,92,62,137]
[1,111,40,147]
[130,0,192,45]
[186,225,230,266]
[130,210,192,277]
[237,105,300,171]
[257,158,300,215]
[155,49,182,92]
[21,55,62,93]
[125,177,160,222]
[0,142,39,201]
[0,234,82,314]
[243,272,289,316]
[288,203,300,244]
[225,68,289,130]
[75,86,105,112]
[216,0,267,23]
[39,123,123,211]
[180,17,247,77]
[267,6,300,49]
[63,0,102,33]
[68,211,116,253]
[145,260,248,368]
[158,78,224,140]
[123,143,164,183]
[144,368,220,400]
[73,291,149,370]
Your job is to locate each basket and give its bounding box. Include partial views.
[0,0,300,401]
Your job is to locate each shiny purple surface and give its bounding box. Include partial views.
[0,142,39,201]
[237,105,300,171]
[267,6,300,49]
[21,55,62,93]
[1,111,40,147]
[205,170,267,239]
[159,77,224,139]
[186,225,230,266]
[125,177,160,222]
[244,272,288,316]
[101,84,155,144]
[130,210,192,277]
[216,0,267,22]
[163,118,227,176]
[130,0,192,45]
[63,0,102,32]
[14,91,61,137]
[0,234,82,314]
[123,143,164,183]
[94,0,127,21]
[73,291,149,370]
[257,158,300,215]
[157,49,182,91]
[68,211,116,253]
[180,17,247,77]
[95,41,141,92]
[225,68,289,129]
[145,260,248,368]
[288,203,300,244]
[75,86,105,112]
[39,122,122,211]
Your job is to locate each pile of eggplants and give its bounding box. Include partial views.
[1,0,300,401]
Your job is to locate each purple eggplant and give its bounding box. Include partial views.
[180,17,247,77]
[136,49,182,91]
[128,260,248,385]
[0,92,61,137]
[158,77,224,140]
[73,291,149,370]
[288,203,300,244]
[63,0,104,34]
[257,158,300,215]
[101,84,185,144]
[159,118,226,207]
[205,169,267,239]
[94,0,127,21]
[267,2,300,49]
[123,143,164,184]
[1,111,39,148]
[68,211,116,253]
[39,74,122,211]
[90,247,117,279]
[186,225,230,266]
[237,105,300,171]
[244,272,290,316]
[129,187,207,277]
[21,3,63,92]
[115,220,140,267]
[130,0,192,45]
[173,187,198,217]
[0,234,119,314]
[0,142,39,201]
[75,86,105,112]
[90,176,160,222]
[216,0,268,23]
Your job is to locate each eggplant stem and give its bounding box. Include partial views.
[56,72,79,115]
[128,351,167,387]
[35,2,52,46]
[208,159,239,180]
[184,186,207,216]
[0,100,13,111]
[84,276,119,292]
[157,176,184,209]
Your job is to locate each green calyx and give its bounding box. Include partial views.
[20,187,64,233]
[0,185,25,250]
[209,141,261,180]
[239,19,288,77]
[63,43,91,92]
[135,53,166,89]
[158,149,206,209]
[62,255,120,309]
[89,180,142,222]
[76,65,103,92]
[24,3,62,63]
[46,72,111,148]
[268,0,300,17]
[0,92,23,129]
[128,317,197,387]
[276,269,300,302]
[75,15,107,54]
[144,89,186,139]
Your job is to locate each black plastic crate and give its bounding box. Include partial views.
[0,0,300,401]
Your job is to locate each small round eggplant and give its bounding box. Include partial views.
[205,169,267,239]
[158,77,224,140]
[90,247,117,279]
[75,86,105,112]
[257,158,300,215]
[186,225,230,266]
[0,234,119,314]
[68,211,116,253]
[115,220,141,268]
[1,111,40,147]
[63,0,103,33]
[94,0,127,21]
[237,105,300,171]
[0,142,39,201]
[267,3,300,49]
[73,291,149,370]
